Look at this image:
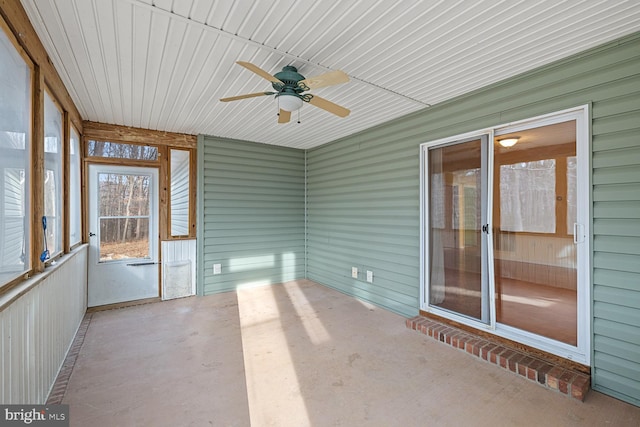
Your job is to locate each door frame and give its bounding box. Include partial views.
[87,163,160,307]
[419,105,591,364]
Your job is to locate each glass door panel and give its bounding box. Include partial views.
[428,137,488,323]
[493,120,577,345]
[97,172,151,262]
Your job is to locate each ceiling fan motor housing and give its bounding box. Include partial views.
[273,66,305,95]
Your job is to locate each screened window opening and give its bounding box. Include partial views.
[87,140,158,161]
[44,91,63,257]
[0,24,32,286]
[170,149,191,236]
[69,126,82,246]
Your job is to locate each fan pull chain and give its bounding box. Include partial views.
[297,109,301,124]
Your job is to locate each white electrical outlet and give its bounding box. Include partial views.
[366,270,373,283]
[351,267,358,279]
[213,263,222,275]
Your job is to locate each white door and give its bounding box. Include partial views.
[88,165,159,307]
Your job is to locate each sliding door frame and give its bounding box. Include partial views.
[420,105,591,364]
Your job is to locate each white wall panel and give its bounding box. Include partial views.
[0,246,87,404]
[162,240,196,299]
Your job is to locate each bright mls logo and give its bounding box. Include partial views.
[0,405,68,427]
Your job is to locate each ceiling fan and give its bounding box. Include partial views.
[220,61,350,124]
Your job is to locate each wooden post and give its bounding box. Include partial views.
[32,67,44,273]
[63,110,70,253]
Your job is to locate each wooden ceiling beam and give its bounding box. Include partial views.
[83,121,197,149]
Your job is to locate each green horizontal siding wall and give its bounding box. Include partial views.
[307,32,640,405]
[197,135,305,294]
[306,130,421,316]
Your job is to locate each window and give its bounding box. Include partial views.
[44,90,63,258]
[87,140,158,160]
[169,149,191,236]
[0,21,32,286]
[69,126,82,246]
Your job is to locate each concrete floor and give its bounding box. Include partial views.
[64,279,640,426]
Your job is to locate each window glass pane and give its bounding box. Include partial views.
[44,91,63,256]
[87,140,158,160]
[170,149,190,236]
[0,26,31,284]
[69,127,82,246]
[99,218,149,261]
[429,139,487,323]
[499,159,556,233]
[98,173,150,217]
[494,120,577,345]
[97,172,151,263]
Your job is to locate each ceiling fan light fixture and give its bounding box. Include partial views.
[498,137,519,148]
[278,94,303,112]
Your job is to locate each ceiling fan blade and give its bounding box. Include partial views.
[307,95,350,117]
[237,61,283,84]
[278,109,291,124]
[298,70,349,91]
[220,92,275,102]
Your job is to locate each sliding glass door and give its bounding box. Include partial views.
[427,135,490,324]
[421,107,590,363]
[494,120,578,345]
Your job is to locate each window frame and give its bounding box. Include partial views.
[83,128,197,242]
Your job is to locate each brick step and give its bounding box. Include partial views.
[405,315,590,401]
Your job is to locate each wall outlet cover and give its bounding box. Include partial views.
[213,263,222,275]
[351,267,358,279]
[366,270,373,283]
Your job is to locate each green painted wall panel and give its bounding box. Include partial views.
[306,32,640,404]
[594,302,640,329]
[593,129,639,153]
[593,183,640,201]
[594,252,640,274]
[595,353,640,383]
[593,201,640,219]
[594,318,640,346]
[593,147,640,169]
[594,235,640,256]
[593,218,640,237]
[592,370,640,407]
[594,335,640,365]
[593,269,640,292]
[594,285,640,309]
[197,136,305,294]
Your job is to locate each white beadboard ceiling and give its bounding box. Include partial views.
[20,0,640,149]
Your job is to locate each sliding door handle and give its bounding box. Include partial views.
[573,223,585,244]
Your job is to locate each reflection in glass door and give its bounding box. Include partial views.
[494,120,578,345]
[428,136,489,323]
